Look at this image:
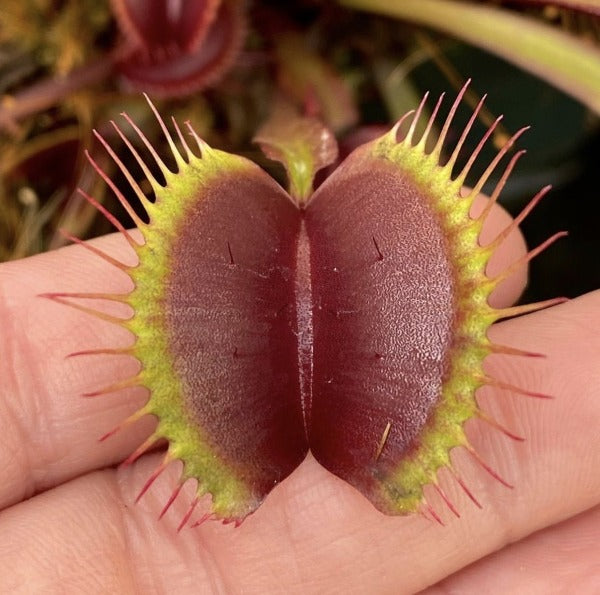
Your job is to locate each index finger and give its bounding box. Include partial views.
[0,196,525,511]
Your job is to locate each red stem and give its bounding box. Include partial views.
[0,46,132,132]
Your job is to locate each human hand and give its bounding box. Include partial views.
[0,198,598,594]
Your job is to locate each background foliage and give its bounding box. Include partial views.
[0,0,598,302]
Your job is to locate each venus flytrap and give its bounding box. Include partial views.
[45,84,565,529]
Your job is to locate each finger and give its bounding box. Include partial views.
[0,232,153,510]
[262,292,600,593]
[0,197,528,511]
[1,290,598,594]
[424,505,600,594]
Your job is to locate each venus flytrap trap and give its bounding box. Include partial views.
[109,0,247,97]
[44,83,566,529]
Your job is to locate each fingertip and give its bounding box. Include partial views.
[470,194,528,308]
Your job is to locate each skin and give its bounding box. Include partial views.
[0,198,598,594]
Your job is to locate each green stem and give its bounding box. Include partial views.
[340,0,600,114]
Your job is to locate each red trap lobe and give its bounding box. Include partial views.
[165,170,308,499]
[306,148,456,511]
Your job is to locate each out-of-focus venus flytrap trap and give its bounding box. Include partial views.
[109,0,247,97]
[44,83,566,529]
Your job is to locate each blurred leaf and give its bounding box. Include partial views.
[275,33,358,132]
[340,0,600,114]
[372,55,430,120]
